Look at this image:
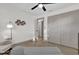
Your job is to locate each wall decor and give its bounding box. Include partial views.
[21,21,26,25]
[15,19,26,26]
[15,19,21,25]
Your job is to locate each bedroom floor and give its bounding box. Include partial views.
[18,39,78,55]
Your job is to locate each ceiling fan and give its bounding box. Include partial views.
[31,3,55,11]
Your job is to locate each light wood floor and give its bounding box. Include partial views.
[18,39,78,55]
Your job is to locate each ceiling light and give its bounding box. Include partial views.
[38,4,43,8]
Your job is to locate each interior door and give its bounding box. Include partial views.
[37,18,44,40]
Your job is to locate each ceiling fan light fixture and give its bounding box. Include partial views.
[38,4,43,8]
[31,3,54,11]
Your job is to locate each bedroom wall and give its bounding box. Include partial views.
[0,5,36,44]
[48,10,79,49]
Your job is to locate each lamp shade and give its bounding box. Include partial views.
[7,21,13,29]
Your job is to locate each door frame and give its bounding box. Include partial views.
[35,18,44,40]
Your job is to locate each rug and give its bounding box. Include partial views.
[24,47,62,55]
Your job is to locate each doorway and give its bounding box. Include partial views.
[35,18,44,40]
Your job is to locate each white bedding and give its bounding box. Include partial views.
[11,46,62,55]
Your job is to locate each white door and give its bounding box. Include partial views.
[35,18,44,40]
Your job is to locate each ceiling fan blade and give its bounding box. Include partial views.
[31,4,39,10]
[42,6,46,11]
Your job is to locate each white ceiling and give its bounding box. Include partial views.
[0,3,78,16]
